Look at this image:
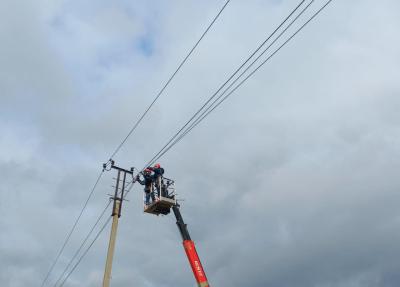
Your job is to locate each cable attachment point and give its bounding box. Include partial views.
[103,159,114,172]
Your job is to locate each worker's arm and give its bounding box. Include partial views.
[136,175,145,185]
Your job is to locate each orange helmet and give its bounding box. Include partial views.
[154,163,161,168]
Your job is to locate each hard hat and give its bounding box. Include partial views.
[144,168,151,173]
[154,163,161,168]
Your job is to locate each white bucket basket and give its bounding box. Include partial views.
[143,177,176,215]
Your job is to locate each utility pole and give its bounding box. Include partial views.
[102,161,133,287]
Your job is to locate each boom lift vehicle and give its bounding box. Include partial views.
[142,173,210,287]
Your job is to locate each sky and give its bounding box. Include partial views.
[1,0,400,286]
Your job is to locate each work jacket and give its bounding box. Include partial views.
[137,174,153,192]
[149,167,164,180]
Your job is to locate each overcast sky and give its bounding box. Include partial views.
[1,0,400,286]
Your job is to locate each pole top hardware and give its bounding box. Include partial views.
[110,162,134,175]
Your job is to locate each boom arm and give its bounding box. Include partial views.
[172,205,210,287]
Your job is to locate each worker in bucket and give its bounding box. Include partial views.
[148,163,165,197]
[136,168,155,206]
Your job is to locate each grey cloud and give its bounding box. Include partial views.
[1,0,400,286]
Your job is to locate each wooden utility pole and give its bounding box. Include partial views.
[102,161,133,287]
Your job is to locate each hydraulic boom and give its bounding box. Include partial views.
[172,205,210,287]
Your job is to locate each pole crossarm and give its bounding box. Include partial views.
[109,160,134,175]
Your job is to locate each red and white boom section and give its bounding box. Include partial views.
[172,205,210,287]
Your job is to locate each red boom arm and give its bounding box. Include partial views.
[172,206,210,287]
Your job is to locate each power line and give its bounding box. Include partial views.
[40,169,105,287]
[145,0,335,166]
[158,0,335,164]
[52,200,112,287]
[43,165,135,286]
[142,0,309,169]
[179,0,335,144]
[107,0,232,163]
[153,0,327,161]
[58,216,112,287]
[51,169,136,287]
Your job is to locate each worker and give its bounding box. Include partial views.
[136,168,155,206]
[148,163,165,197]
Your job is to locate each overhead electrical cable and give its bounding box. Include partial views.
[153,0,325,161]
[142,0,309,169]
[58,216,112,287]
[106,0,232,164]
[180,0,335,142]
[145,0,334,167]
[52,200,112,287]
[51,170,136,286]
[40,169,105,287]
[152,0,335,165]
